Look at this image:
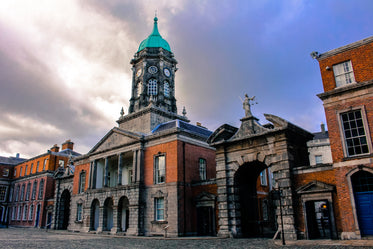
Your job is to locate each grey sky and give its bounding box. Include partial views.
[0,0,372,157]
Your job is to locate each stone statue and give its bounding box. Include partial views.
[242,94,255,117]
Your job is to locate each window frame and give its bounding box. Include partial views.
[20,184,25,201]
[333,60,356,87]
[76,203,83,222]
[147,79,158,96]
[25,182,31,201]
[78,171,86,194]
[199,158,207,181]
[0,186,7,201]
[260,169,268,186]
[155,197,165,221]
[154,154,166,184]
[38,179,44,199]
[315,155,323,165]
[337,106,372,158]
[31,181,37,200]
[29,204,34,221]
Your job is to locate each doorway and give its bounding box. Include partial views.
[58,190,71,229]
[118,196,129,232]
[305,200,331,239]
[197,206,215,236]
[90,199,100,231]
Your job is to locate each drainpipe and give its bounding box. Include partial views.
[182,142,186,236]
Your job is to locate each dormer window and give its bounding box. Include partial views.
[148,79,158,96]
[333,60,355,87]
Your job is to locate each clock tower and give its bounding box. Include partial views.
[118,16,188,133]
[129,16,177,114]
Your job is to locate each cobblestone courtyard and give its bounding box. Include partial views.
[1,228,373,249]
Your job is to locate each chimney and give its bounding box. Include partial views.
[50,144,60,152]
[62,139,74,151]
[16,153,20,158]
[321,123,326,133]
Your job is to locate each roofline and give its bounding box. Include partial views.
[317,36,373,60]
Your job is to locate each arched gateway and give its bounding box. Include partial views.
[208,111,312,240]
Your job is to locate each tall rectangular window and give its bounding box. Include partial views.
[31,181,37,200]
[17,206,22,220]
[340,109,369,157]
[36,161,40,172]
[14,169,17,177]
[78,172,86,193]
[199,158,207,180]
[0,186,7,201]
[333,60,355,87]
[260,169,267,186]
[23,205,28,220]
[20,167,23,176]
[76,203,83,221]
[29,204,34,220]
[15,185,20,202]
[12,207,16,220]
[25,183,31,201]
[154,155,165,184]
[155,197,165,221]
[38,180,44,199]
[43,159,47,171]
[20,185,25,201]
[25,165,28,175]
[30,163,33,174]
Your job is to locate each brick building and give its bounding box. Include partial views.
[294,36,373,239]
[58,17,217,237]
[8,140,80,228]
[0,154,26,226]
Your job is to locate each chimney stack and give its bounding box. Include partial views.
[62,140,74,151]
[50,144,60,152]
[16,153,20,158]
[321,123,326,133]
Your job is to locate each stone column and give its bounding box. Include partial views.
[104,157,109,187]
[118,154,123,186]
[92,160,97,189]
[133,150,138,183]
[88,161,93,189]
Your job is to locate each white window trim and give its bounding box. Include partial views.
[154,154,166,184]
[333,60,356,88]
[337,106,372,158]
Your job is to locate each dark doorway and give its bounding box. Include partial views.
[197,206,215,236]
[234,162,266,237]
[90,199,100,231]
[305,200,331,239]
[35,205,40,227]
[118,196,129,232]
[352,171,373,236]
[58,190,71,230]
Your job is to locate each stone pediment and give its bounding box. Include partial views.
[89,127,143,154]
[296,180,335,195]
[207,124,238,144]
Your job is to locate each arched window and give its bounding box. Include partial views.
[164,81,170,97]
[29,204,34,220]
[148,79,158,96]
[38,179,44,199]
[32,181,37,200]
[26,182,31,200]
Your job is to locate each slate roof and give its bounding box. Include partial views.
[0,156,27,166]
[152,119,213,138]
[313,131,329,140]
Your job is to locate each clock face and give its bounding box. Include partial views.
[164,68,171,77]
[148,66,158,74]
[136,68,142,78]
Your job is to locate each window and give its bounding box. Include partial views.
[25,165,28,175]
[155,197,165,221]
[260,169,267,186]
[20,184,25,201]
[340,109,369,157]
[36,161,40,172]
[43,159,47,171]
[199,158,207,180]
[38,179,44,199]
[30,163,33,174]
[333,60,355,87]
[315,155,323,165]
[20,167,23,176]
[9,186,13,202]
[78,171,86,194]
[25,182,31,201]
[3,168,9,177]
[12,206,16,220]
[23,205,28,220]
[14,169,16,177]
[128,169,133,184]
[58,160,64,168]
[17,206,22,220]
[31,181,37,200]
[15,185,20,202]
[164,81,170,97]
[154,155,165,184]
[29,204,34,220]
[76,203,83,221]
[0,186,7,201]
[148,79,158,96]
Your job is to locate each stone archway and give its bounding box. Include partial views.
[118,196,129,232]
[103,198,114,231]
[208,113,312,240]
[90,199,100,231]
[57,189,71,230]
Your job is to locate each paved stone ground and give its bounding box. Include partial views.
[1,228,373,249]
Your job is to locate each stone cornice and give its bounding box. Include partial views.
[317,79,373,101]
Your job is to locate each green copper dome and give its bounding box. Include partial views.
[138,17,171,52]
